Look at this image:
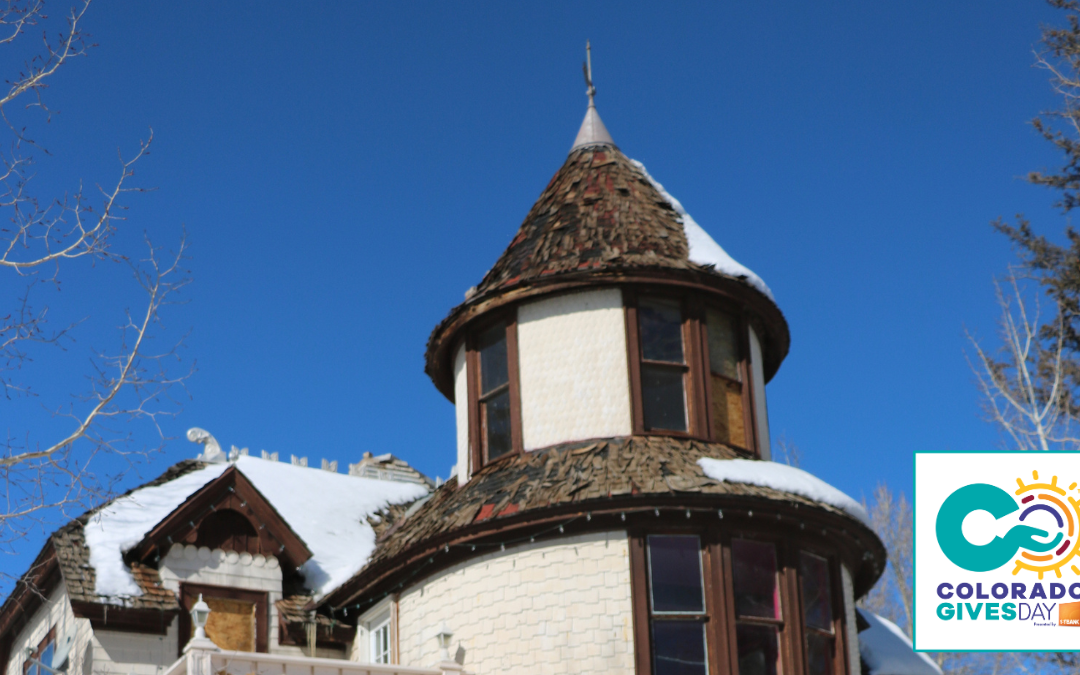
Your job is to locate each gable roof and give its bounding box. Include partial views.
[0,453,431,645]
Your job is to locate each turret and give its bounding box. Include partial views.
[426,70,789,482]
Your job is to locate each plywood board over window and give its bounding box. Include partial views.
[178,584,268,655]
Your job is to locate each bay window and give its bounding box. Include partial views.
[630,531,848,675]
[626,292,757,453]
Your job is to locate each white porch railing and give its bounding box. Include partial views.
[165,645,465,675]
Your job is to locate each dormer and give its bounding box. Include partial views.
[427,87,790,482]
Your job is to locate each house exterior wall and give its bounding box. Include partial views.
[90,624,179,675]
[748,325,770,460]
[396,530,634,674]
[5,585,93,675]
[516,289,632,452]
[841,564,860,675]
[453,343,469,481]
[158,544,297,656]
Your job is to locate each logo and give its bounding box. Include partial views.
[935,471,1080,579]
[1059,601,1080,626]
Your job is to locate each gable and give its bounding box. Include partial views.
[129,465,313,572]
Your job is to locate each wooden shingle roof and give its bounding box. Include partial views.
[472,144,696,297]
[320,437,886,610]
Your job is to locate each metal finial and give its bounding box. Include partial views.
[583,40,596,106]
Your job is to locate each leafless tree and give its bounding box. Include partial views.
[0,0,190,549]
[966,274,1079,451]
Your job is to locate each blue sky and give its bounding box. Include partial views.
[1,0,1071,583]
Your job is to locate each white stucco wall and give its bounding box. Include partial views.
[397,531,634,674]
[6,585,93,675]
[517,289,632,451]
[748,325,771,460]
[841,565,861,675]
[158,544,296,655]
[453,342,469,482]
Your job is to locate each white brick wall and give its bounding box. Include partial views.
[396,531,634,674]
[517,289,632,451]
[841,564,860,675]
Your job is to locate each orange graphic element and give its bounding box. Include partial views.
[1022,552,1054,562]
[1059,602,1080,626]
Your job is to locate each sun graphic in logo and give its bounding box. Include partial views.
[1012,471,1080,579]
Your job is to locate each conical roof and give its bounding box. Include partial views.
[471,139,773,301]
[425,102,789,397]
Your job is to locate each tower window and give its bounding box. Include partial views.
[645,535,709,675]
[638,298,688,432]
[467,316,522,469]
[630,531,849,675]
[625,290,758,454]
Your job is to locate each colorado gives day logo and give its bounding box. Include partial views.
[915,453,1080,650]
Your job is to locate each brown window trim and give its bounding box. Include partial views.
[624,289,760,455]
[466,313,523,474]
[628,530,849,675]
[178,583,269,656]
[22,627,55,675]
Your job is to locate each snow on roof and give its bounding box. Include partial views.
[858,609,942,675]
[630,159,775,301]
[84,455,429,601]
[696,458,869,526]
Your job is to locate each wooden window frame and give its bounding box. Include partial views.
[629,530,849,675]
[466,313,523,472]
[22,627,55,675]
[178,583,269,656]
[625,289,760,455]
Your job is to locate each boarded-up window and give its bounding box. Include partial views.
[705,309,745,448]
[179,584,268,655]
[202,597,256,652]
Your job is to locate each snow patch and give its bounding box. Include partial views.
[696,457,869,526]
[630,159,774,301]
[231,455,428,597]
[84,455,428,601]
[858,609,942,675]
[85,463,230,600]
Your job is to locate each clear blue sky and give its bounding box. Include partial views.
[1,1,1070,583]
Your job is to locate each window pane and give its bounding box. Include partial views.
[39,644,54,672]
[652,620,707,675]
[800,552,833,632]
[805,633,834,675]
[706,309,739,380]
[731,540,780,619]
[647,535,704,613]
[642,365,687,431]
[478,324,508,395]
[483,389,513,459]
[639,299,684,363]
[736,624,780,675]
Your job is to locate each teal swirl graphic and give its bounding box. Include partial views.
[936,483,1062,572]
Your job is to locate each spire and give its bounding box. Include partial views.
[571,41,614,150]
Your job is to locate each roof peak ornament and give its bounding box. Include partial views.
[571,40,615,151]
